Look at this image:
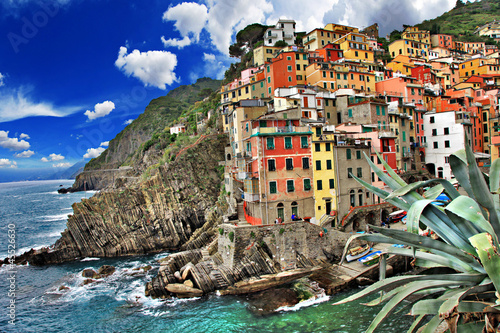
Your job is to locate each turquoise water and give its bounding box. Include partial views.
[0,181,414,332]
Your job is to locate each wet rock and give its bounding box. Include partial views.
[58,285,70,291]
[97,265,115,277]
[82,279,95,285]
[141,265,152,272]
[82,269,97,278]
[356,277,375,286]
[246,288,299,315]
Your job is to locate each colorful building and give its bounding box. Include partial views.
[264,19,296,47]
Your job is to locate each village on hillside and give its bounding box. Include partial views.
[211,20,500,228]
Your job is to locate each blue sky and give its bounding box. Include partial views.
[0,0,455,181]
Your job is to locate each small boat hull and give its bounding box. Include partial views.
[358,251,382,266]
[346,247,371,262]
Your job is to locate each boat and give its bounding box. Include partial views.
[345,245,371,262]
[358,251,382,266]
[388,210,407,223]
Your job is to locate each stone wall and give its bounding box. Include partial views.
[218,221,353,271]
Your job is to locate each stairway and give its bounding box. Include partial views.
[236,203,250,225]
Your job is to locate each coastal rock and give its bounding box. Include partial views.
[183,280,194,288]
[82,269,97,278]
[246,288,299,315]
[82,279,95,285]
[174,271,182,281]
[165,283,203,298]
[356,277,375,286]
[181,263,194,280]
[97,265,115,277]
[58,285,70,291]
[20,135,228,266]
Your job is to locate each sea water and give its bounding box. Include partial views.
[0,180,414,332]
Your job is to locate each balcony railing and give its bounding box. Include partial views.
[251,125,311,136]
[244,193,260,202]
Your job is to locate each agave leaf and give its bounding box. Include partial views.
[457,301,498,313]
[420,314,443,333]
[457,322,489,332]
[445,196,498,245]
[412,258,446,268]
[438,283,494,319]
[371,226,483,271]
[385,247,480,273]
[364,151,405,191]
[364,280,472,333]
[470,233,500,293]
[411,299,446,315]
[424,184,445,200]
[385,181,425,200]
[407,314,427,333]
[332,273,485,306]
[372,150,407,188]
[406,199,433,234]
[490,159,500,193]
[363,285,407,306]
[445,209,482,242]
[464,141,500,238]
[449,152,474,199]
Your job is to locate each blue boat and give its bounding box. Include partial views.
[358,251,382,266]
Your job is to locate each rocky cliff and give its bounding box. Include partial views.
[24,134,228,265]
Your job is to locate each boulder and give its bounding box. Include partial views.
[174,271,183,281]
[183,280,194,288]
[166,283,203,298]
[246,288,299,315]
[58,285,70,291]
[141,265,152,272]
[82,269,97,278]
[82,279,95,285]
[356,277,375,286]
[97,265,116,277]
[181,263,194,280]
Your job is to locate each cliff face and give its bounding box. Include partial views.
[28,134,228,265]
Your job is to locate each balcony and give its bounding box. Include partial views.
[420,142,428,148]
[403,150,412,158]
[251,125,311,136]
[238,172,252,180]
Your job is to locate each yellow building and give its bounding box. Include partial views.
[302,28,337,51]
[335,32,374,62]
[458,57,500,81]
[305,61,376,92]
[385,55,417,75]
[311,125,338,223]
[402,26,430,44]
[220,71,267,105]
[253,45,282,66]
[324,23,359,34]
[389,39,430,60]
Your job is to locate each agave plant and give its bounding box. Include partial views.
[333,140,500,332]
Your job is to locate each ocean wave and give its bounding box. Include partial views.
[38,213,69,222]
[276,294,330,312]
[80,257,101,262]
[37,230,63,238]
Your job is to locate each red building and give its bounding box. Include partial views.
[411,66,437,85]
[308,43,344,63]
[240,118,315,224]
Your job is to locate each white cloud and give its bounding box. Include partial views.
[41,153,64,162]
[14,150,34,158]
[84,101,115,121]
[0,130,30,151]
[100,141,109,147]
[161,36,192,49]
[115,47,178,90]
[0,73,4,87]
[203,53,216,62]
[19,133,30,139]
[162,3,208,41]
[0,158,16,168]
[83,147,106,159]
[53,162,71,168]
[123,119,134,125]
[0,87,82,122]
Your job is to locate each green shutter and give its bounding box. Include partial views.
[376,105,380,115]
[327,160,332,169]
[356,150,361,159]
[348,109,352,117]
[304,179,311,190]
[266,137,274,149]
[329,179,335,189]
[316,160,321,170]
[287,180,294,192]
[285,137,292,149]
[346,149,351,159]
[382,106,386,115]
[402,131,406,142]
[317,180,323,190]
[301,136,308,148]
[270,181,277,194]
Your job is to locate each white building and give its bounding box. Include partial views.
[170,124,186,135]
[264,19,296,47]
[423,111,473,179]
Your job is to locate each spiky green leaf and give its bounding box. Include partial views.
[470,233,500,293]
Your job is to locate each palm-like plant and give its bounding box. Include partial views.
[333,141,500,332]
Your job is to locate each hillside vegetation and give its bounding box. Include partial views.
[417,0,500,43]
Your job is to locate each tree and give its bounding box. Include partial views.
[229,43,245,58]
[274,40,288,48]
[455,0,465,9]
[335,141,500,332]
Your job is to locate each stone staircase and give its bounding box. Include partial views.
[236,202,250,225]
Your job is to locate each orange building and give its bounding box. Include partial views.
[265,49,309,97]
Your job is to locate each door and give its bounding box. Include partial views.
[325,200,332,215]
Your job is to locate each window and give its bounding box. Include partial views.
[430,116,435,123]
[287,180,294,192]
[357,167,363,178]
[269,181,277,194]
[316,160,321,170]
[402,131,406,142]
[444,127,449,135]
[316,127,321,136]
[433,141,438,149]
[326,160,332,170]
[348,108,352,117]
[315,143,321,152]
[329,179,335,189]
[266,137,275,149]
[348,167,353,178]
[286,158,294,170]
[301,136,308,148]
[317,180,323,190]
[432,129,437,136]
[376,105,380,115]
[285,137,293,149]
[246,142,251,152]
[304,179,311,191]
[356,150,361,159]
[445,140,450,148]
[445,156,449,164]
[325,143,331,151]
[268,159,276,171]
[346,149,351,159]
[302,157,309,169]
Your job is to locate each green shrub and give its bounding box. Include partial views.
[218,228,224,235]
[228,231,234,242]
